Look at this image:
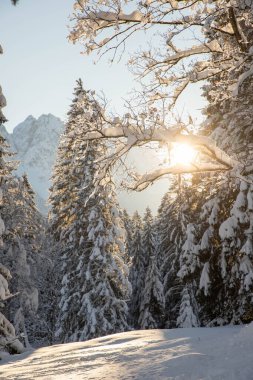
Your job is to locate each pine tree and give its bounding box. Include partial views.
[157,177,204,328]
[0,264,23,357]
[73,179,130,341]
[50,80,130,342]
[50,80,103,341]
[49,79,87,243]
[121,209,134,265]
[1,174,46,347]
[138,208,164,329]
[128,211,146,327]
[156,191,182,328]
[0,136,23,355]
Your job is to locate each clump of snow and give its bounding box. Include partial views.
[199,262,210,296]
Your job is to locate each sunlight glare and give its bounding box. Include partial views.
[171,143,197,165]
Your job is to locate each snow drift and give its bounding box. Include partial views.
[1,326,253,379]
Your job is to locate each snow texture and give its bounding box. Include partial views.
[1,326,253,379]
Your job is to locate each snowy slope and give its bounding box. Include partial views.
[1,114,63,215]
[1,326,253,379]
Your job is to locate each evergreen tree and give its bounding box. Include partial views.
[156,191,182,328]
[128,211,145,327]
[157,177,203,328]
[0,264,23,357]
[0,135,23,355]
[51,80,103,341]
[73,179,130,341]
[121,209,134,264]
[49,79,87,243]
[1,174,46,347]
[138,208,164,329]
[50,80,130,342]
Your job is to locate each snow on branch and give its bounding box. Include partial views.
[70,0,212,57]
[163,41,222,65]
[83,119,251,190]
[232,63,253,96]
[127,162,228,191]
[85,123,240,167]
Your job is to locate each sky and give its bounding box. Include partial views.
[1,0,135,131]
[1,0,206,214]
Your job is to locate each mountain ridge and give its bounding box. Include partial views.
[1,114,64,215]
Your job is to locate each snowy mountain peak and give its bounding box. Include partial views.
[3,114,64,215]
[24,114,36,122]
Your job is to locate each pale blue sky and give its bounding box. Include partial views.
[1,0,135,131]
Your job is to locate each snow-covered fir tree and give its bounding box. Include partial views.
[138,208,164,329]
[156,176,203,328]
[0,135,24,355]
[128,211,146,327]
[121,209,134,265]
[73,178,130,341]
[50,79,100,342]
[1,174,46,347]
[176,222,200,327]
[0,264,23,357]
[50,80,130,343]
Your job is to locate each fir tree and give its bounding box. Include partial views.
[74,179,130,341]
[157,178,203,328]
[138,208,164,329]
[128,211,145,327]
[50,80,130,342]
[156,191,182,328]
[121,209,134,265]
[0,136,23,355]
[1,175,46,347]
[0,264,23,357]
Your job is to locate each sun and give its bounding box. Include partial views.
[170,143,197,165]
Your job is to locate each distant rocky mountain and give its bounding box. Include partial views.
[0,114,64,215]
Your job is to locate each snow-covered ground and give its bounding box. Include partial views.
[1,325,253,379]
